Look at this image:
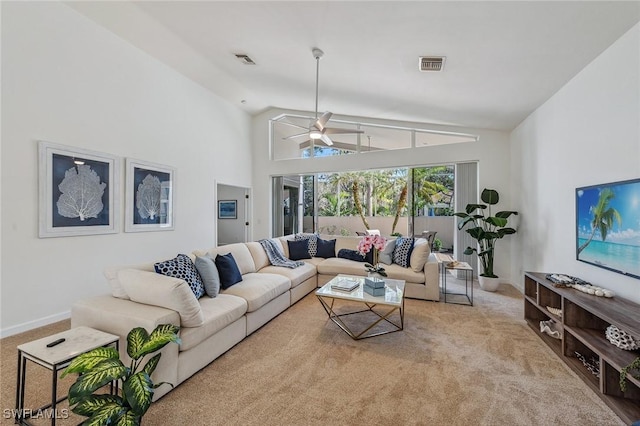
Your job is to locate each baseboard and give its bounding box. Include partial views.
[1,310,70,338]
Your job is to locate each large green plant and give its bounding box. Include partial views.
[62,324,180,426]
[454,188,518,278]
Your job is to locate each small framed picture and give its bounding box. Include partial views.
[38,141,120,238]
[218,200,237,219]
[125,158,175,232]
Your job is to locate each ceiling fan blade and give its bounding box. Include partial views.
[278,121,308,131]
[283,131,310,140]
[324,127,365,135]
[315,111,332,130]
[299,140,312,149]
[320,134,334,146]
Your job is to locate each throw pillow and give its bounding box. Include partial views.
[379,239,397,265]
[316,238,336,258]
[195,255,221,297]
[294,233,318,257]
[154,254,205,299]
[393,237,415,268]
[409,238,431,273]
[215,253,243,289]
[337,248,367,262]
[287,239,311,260]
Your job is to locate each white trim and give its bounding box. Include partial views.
[1,311,70,338]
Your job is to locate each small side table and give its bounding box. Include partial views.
[15,326,119,426]
[441,261,474,306]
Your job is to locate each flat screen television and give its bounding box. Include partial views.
[576,178,640,279]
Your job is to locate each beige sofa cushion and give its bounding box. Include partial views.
[222,272,290,312]
[117,269,204,327]
[382,263,427,283]
[317,258,370,276]
[193,243,256,275]
[104,262,155,299]
[179,294,247,351]
[410,238,431,273]
[246,240,285,270]
[258,262,317,288]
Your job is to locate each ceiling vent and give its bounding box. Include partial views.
[235,54,256,65]
[419,56,445,72]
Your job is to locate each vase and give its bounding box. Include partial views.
[478,276,500,292]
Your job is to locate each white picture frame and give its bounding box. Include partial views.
[38,141,120,238]
[125,158,175,232]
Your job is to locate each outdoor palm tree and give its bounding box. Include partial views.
[578,188,622,254]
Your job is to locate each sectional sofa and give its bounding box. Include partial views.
[71,234,439,400]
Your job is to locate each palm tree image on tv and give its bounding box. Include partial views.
[576,179,640,279]
[577,188,621,254]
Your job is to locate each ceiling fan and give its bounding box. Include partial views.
[282,48,363,147]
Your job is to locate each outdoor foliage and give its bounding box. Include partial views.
[57,165,106,221]
[62,324,180,426]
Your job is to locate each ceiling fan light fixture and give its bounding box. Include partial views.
[309,129,322,139]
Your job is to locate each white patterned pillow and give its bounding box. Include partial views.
[393,237,415,268]
[154,254,205,298]
[294,233,318,257]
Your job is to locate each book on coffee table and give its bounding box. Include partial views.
[330,278,360,292]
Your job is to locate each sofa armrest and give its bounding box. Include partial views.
[71,295,180,401]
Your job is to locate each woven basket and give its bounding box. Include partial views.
[605,325,640,350]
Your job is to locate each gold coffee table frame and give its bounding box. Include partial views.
[316,275,405,340]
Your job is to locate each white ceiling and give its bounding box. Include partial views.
[68,1,640,131]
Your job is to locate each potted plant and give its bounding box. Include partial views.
[62,324,180,425]
[433,238,443,252]
[454,188,518,291]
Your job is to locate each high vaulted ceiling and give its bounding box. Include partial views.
[69,1,640,131]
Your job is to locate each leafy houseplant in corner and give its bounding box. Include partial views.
[62,324,180,425]
[454,188,518,292]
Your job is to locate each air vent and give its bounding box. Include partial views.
[235,54,256,65]
[419,56,445,72]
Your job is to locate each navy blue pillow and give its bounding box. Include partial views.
[337,249,373,264]
[287,239,310,260]
[154,254,205,298]
[316,238,336,258]
[214,253,243,289]
[393,237,415,268]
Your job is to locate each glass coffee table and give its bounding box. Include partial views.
[316,274,405,340]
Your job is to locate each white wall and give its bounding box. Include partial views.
[251,108,514,279]
[0,2,252,336]
[511,23,640,302]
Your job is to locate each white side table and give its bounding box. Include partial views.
[15,326,119,426]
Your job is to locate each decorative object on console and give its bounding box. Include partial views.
[62,324,180,425]
[605,325,640,350]
[575,351,600,378]
[539,319,561,339]
[546,306,562,317]
[454,188,518,291]
[620,357,640,392]
[38,141,120,238]
[571,283,614,298]
[126,158,174,232]
[357,234,387,276]
[576,178,640,280]
[154,254,205,298]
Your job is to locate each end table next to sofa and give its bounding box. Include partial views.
[15,326,119,426]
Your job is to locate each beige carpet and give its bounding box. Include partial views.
[0,282,625,426]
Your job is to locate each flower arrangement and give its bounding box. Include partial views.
[357,234,387,277]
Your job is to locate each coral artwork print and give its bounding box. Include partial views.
[136,174,162,220]
[56,164,106,221]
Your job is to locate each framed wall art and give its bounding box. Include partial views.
[125,158,175,232]
[38,141,120,238]
[218,200,237,219]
